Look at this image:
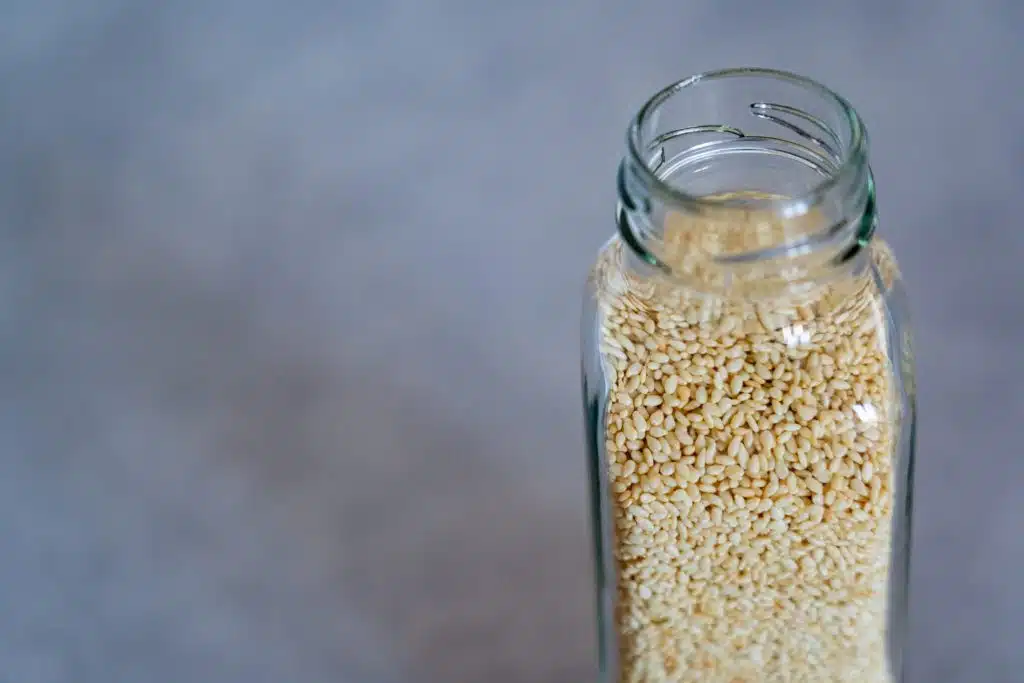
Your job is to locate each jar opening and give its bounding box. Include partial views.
[617,68,874,287]
[626,68,867,212]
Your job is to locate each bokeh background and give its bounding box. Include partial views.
[2,1,1022,681]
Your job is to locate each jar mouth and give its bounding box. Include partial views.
[625,67,868,216]
[618,67,874,283]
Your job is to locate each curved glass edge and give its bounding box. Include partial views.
[870,247,916,683]
[582,243,619,683]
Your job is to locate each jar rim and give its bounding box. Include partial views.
[625,67,869,214]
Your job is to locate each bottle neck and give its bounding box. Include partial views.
[615,69,876,299]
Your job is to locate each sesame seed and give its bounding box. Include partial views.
[670,489,691,504]
[746,454,761,476]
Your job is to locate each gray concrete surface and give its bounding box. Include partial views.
[1,1,1022,681]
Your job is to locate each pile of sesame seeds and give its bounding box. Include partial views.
[593,231,901,683]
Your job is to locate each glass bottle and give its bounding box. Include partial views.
[582,68,915,683]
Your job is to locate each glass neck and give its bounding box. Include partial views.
[616,69,875,299]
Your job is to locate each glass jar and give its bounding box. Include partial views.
[582,68,915,683]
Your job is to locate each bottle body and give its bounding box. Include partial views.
[581,69,915,683]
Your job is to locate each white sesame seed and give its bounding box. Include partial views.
[746,453,761,476]
[736,445,750,470]
[670,489,691,504]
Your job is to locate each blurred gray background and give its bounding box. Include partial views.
[1,1,1022,681]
